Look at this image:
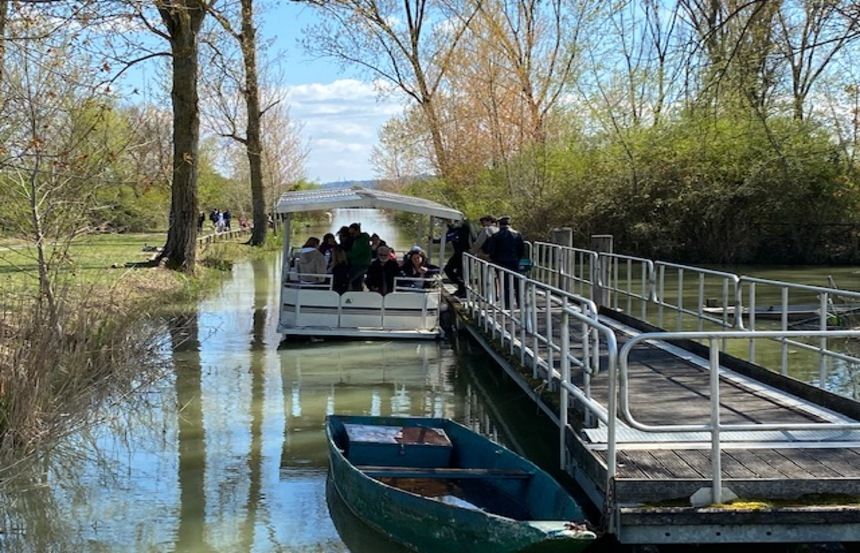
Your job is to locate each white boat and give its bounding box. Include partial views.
[275,187,464,340]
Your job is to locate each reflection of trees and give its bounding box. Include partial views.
[238,259,269,550]
[170,313,208,552]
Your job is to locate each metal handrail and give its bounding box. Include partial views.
[655,261,742,330]
[616,330,860,504]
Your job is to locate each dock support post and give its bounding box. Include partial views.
[709,337,722,504]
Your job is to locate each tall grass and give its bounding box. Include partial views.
[0,284,171,475]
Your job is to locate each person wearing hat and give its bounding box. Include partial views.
[482,216,524,307]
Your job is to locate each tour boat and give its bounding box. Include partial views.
[276,187,464,340]
[325,414,596,553]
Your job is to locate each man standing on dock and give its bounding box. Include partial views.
[483,216,524,307]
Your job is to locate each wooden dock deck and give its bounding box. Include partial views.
[450,249,860,545]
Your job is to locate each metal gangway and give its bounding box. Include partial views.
[457,244,860,545]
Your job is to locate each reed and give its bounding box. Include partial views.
[0,284,171,474]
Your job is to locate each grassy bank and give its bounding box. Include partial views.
[0,230,265,472]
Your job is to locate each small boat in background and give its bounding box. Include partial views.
[326,415,596,553]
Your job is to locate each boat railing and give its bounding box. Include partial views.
[393,275,443,293]
[284,272,334,289]
[615,330,860,506]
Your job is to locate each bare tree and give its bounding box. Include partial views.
[0,14,125,314]
[303,0,479,180]
[203,0,269,245]
[776,0,860,120]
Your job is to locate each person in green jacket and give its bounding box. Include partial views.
[347,222,372,290]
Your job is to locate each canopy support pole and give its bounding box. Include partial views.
[281,214,292,285]
[438,220,448,269]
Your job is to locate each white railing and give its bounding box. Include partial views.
[740,277,860,380]
[598,252,655,320]
[531,242,600,298]
[463,251,860,522]
[655,261,741,331]
[616,330,860,504]
[463,253,618,476]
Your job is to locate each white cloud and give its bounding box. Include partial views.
[285,79,407,182]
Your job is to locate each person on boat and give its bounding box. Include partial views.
[319,233,337,267]
[297,237,328,283]
[482,216,524,307]
[365,245,400,295]
[337,226,353,251]
[330,246,350,294]
[398,249,440,290]
[442,219,472,298]
[347,223,372,291]
[370,233,382,257]
[471,215,498,260]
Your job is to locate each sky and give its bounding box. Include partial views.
[262,3,406,183]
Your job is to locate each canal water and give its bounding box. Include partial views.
[0,211,566,553]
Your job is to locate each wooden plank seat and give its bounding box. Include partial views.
[357,465,535,479]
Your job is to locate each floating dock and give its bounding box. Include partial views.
[446,243,860,545]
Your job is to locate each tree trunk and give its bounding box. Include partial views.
[158,2,205,272]
[241,0,266,246]
[0,0,8,89]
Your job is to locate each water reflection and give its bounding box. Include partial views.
[171,313,208,552]
[0,211,573,552]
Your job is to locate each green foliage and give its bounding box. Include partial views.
[413,113,860,264]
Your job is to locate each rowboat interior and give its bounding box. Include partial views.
[329,418,579,523]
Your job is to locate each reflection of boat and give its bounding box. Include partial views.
[703,303,860,322]
[326,415,595,553]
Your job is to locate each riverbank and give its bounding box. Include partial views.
[0,230,275,472]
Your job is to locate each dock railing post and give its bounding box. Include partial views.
[709,337,722,505]
[560,298,570,470]
[591,235,613,307]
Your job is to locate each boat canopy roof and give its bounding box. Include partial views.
[274,186,464,221]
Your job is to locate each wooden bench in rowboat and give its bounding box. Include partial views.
[356,466,535,479]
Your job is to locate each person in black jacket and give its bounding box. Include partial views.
[442,219,471,298]
[365,246,399,295]
[482,216,524,307]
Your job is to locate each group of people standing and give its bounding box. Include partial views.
[197,209,252,233]
[443,215,525,298]
[295,223,439,295]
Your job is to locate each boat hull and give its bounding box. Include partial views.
[326,415,595,553]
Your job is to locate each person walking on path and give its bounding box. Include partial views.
[346,223,372,291]
[482,216,524,308]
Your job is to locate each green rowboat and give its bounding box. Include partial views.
[326,415,596,553]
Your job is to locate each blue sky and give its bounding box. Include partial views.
[260,2,405,183]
